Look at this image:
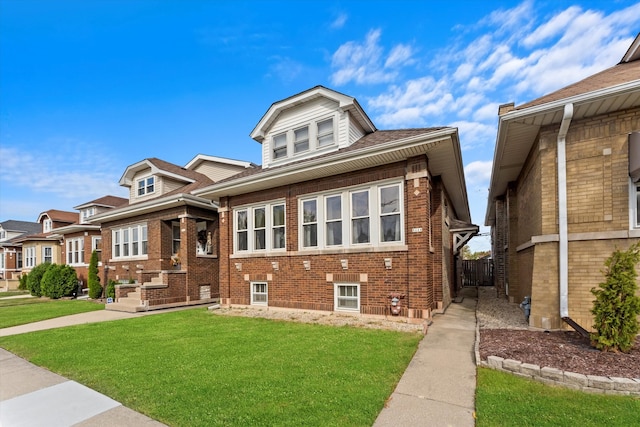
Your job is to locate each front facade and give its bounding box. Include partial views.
[0,220,40,288]
[486,35,640,331]
[90,155,253,311]
[196,86,476,321]
[49,195,128,285]
[18,210,79,276]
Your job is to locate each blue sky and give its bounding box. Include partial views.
[1,0,639,252]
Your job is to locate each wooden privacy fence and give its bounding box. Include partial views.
[462,259,494,287]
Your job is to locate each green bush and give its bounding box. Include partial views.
[87,250,102,299]
[106,279,117,299]
[40,264,78,299]
[26,262,53,296]
[18,273,28,290]
[591,242,640,352]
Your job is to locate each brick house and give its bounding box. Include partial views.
[195,86,476,322]
[48,195,128,287]
[90,156,253,311]
[0,220,40,289]
[17,210,79,276]
[485,34,640,331]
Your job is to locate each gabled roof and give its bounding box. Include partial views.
[119,157,208,187]
[195,127,472,222]
[250,86,377,143]
[74,195,129,210]
[184,154,256,171]
[36,210,79,225]
[0,220,41,235]
[485,34,640,225]
[90,158,217,224]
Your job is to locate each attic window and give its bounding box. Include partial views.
[317,118,334,147]
[137,176,155,196]
[294,126,309,153]
[273,133,287,159]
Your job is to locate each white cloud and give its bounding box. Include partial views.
[464,160,493,183]
[452,121,497,151]
[267,56,304,82]
[330,29,415,86]
[523,6,581,47]
[330,13,348,29]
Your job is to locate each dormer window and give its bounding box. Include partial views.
[294,126,309,153]
[137,176,155,196]
[273,133,287,160]
[317,118,334,147]
[81,207,95,223]
[43,219,52,232]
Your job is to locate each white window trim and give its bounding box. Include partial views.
[250,281,268,306]
[43,219,52,233]
[111,223,148,260]
[234,201,286,254]
[269,114,337,164]
[136,175,155,197]
[630,179,640,229]
[66,237,85,266]
[299,180,404,251]
[25,247,36,268]
[42,246,53,264]
[334,283,360,313]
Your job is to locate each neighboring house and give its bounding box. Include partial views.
[16,210,79,275]
[89,155,254,311]
[194,86,476,321]
[48,195,128,286]
[485,34,640,331]
[0,220,40,289]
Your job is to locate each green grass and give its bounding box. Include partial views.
[476,367,640,427]
[0,299,104,328]
[0,309,421,426]
[0,290,31,298]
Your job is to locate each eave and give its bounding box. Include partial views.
[195,127,472,223]
[87,194,218,224]
[485,79,640,226]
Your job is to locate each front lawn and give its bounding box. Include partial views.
[0,299,104,328]
[0,309,421,426]
[476,367,640,426]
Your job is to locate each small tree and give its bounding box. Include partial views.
[26,262,52,297]
[18,273,28,290]
[87,250,102,299]
[106,279,117,299]
[41,264,78,299]
[591,243,640,353]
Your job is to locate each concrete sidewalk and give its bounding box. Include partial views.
[374,286,478,427]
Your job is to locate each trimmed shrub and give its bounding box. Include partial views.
[591,243,640,353]
[18,273,28,290]
[87,250,102,299]
[41,264,78,299]
[26,262,53,297]
[106,279,117,299]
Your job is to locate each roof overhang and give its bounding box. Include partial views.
[88,194,218,224]
[485,79,640,225]
[195,127,472,223]
[119,159,196,187]
[184,154,255,170]
[250,86,376,143]
[46,224,101,238]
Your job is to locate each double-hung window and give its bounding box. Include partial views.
[234,202,286,253]
[317,118,334,147]
[273,133,287,160]
[137,176,155,196]
[25,247,36,268]
[172,223,181,254]
[300,181,404,250]
[294,126,309,153]
[66,237,84,265]
[43,247,53,263]
[112,224,148,259]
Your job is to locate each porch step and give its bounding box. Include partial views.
[105,302,146,313]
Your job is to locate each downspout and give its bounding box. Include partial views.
[557,103,573,319]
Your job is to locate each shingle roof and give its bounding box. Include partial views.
[0,220,41,235]
[516,59,640,110]
[213,128,445,185]
[147,157,210,183]
[42,210,79,224]
[79,195,129,209]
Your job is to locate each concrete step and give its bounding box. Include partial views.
[127,291,141,299]
[105,302,146,313]
[117,297,142,307]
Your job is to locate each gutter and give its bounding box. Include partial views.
[557,103,573,319]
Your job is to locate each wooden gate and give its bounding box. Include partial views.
[462,259,493,287]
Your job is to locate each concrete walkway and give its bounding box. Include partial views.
[374,286,478,427]
[1,290,478,426]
